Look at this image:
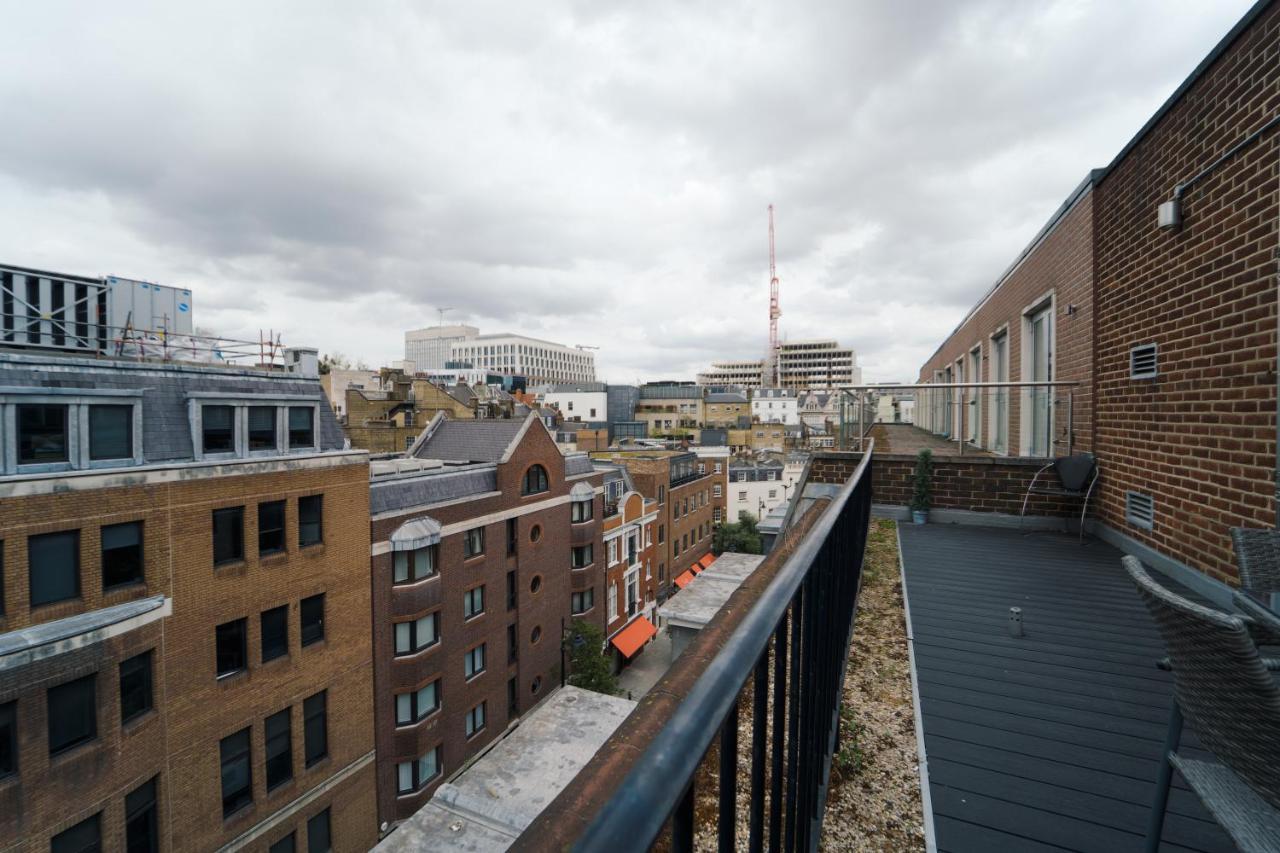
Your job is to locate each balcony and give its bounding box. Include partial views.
[512,442,1246,852]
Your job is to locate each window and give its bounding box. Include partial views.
[464,527,485,558]
[51,813,100,853]
[395,612,440,655]
[124,776,158,853]
[0,701,15,778]
[29,529,79,606]
[714,508,722,523]
[17,403,68,464]
[530,525,542,543]
[697,463,705,474]
[101,521,143,589]
[572,544,593,568]
[288,407,315,448]
[682,534,688,551]
[571,589,594,614]
[393,544,436,584]
[220,728,253,817]
[303,691,327,767]
[307,809,331,853]
[298,495,323,547]
[261,605,289,662]
[119,651,153,724]
[522,465,549,495]
[658,485,665,504]
[506,518,517,556]
[463,586,485,620]
[769,489,777,499]
[269,834,295,853]
[713,484,722,498]
[89,405,133,461]
[507,624,518,664]
[216,618,248,678]
[248,406,277,451]
[714,463,722,474]
[571,499,593,522]
[465,702,486,738]
[464,644,486,680]
[658,525,664,544]
[396,746,442,794]
[737,472,746,482]
[507,571,517,610]
[213,507,244,566]
[530,625,542,644]
[529,575,542,594]
[608,584,618,621]
[738,491,747,501]
[265,708,293,790]
[395,680,441,725]
[607,540,618,566]
[257,501,286,556]
[202,405,235,454]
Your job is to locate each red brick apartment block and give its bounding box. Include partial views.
[588,450,718,599]
[600,486,660,669]
[915,0,1279,583]
[368,414,604,826]
[0,349,377,852]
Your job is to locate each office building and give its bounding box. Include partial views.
[403,325,480,373]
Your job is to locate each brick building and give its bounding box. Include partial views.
[596,467,660,670]
[368,413,604,827]
[0,350,377,852]
[590,450,716,599]
[344,368,477,454]
[702,392,749,428]
[692,447,731,526]
[915,0,1279,583]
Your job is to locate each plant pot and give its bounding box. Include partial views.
[911,510,928,525]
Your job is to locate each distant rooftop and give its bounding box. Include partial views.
[412,416,529,464]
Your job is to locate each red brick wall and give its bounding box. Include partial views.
[809,452,1080,516]
[1093,2,1280,583]
[917,187,1095,456]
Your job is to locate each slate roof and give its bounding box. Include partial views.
[705,392,748,403]
[565,453,595,477]
[370,464,498,515]
[412,418,527,463]
[444,384,476,405]
[0,352,344,463]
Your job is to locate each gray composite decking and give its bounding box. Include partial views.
[898,524,1236,853]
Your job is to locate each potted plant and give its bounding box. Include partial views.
[910,448,933,524]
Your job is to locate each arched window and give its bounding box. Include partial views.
[522,464,549,495]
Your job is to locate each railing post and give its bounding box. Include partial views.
[749,652,768,853]
[769,615,787,852]
[718,702,739,851]
[673,780,695,853]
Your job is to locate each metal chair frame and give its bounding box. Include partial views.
[1019,454,1098,543]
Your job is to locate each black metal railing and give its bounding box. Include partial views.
[573,443,874,852]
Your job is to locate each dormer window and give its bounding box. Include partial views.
[2,390,142,474]
[189,395,321,461]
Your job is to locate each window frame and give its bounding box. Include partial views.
[393,544,437,585]
[0,700,16,778]
[298,495,323,548]
[47,673,97,756]
[28,529,81,607]
[463,527,485,559]
[303,691,327,768]
[216,618,249,679]
[264,707,293,791]
[187,396,322,461]
[212,506,245,567]
[124,776,158,853]
[571,588,594,614]
[101,520,144,590]
[50,813,101,853]
[119,650,154,724]
[521,464,549,495]
[257,500,287,557]
[394,611,441,656]
[396,745,442,795]
[463,585,485,621]
[464,643,486,680]
[1,392,143,475]
[261,604,290,663]
[300,594,325,647]
[464,701,487,739]
[395,679,441,727]
[220,727,254,817]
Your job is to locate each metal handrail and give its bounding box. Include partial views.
[574,441,874,851]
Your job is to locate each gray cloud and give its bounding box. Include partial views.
[0,0,1257,382]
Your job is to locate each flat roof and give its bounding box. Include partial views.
[658,552,766,629]
[374,687,636,853]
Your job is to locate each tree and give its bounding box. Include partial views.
[565,618,619,696]
[713,512,764,555]
[318,352,353,375]
[910,448,933,513]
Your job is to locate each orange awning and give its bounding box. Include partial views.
[689,564,702,575]
[698,553,717,569]
[611,616,658,658]
[674,570,696,589]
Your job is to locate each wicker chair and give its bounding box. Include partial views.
[1232,527,1280,597]
[1019,453,1097,543]
[1124,555,1280,853]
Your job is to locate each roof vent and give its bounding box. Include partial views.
[1125,491,1155,530]
[1130,344,1158,380]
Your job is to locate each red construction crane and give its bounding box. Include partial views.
[767,204,782,386]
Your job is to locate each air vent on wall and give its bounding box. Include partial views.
[1126,491,1155,530]
[1130,343,1158,380]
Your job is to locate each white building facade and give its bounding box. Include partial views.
[451,333,595,384]
[541,382,609,422]
[404,324,480,371]
[727,461,803,522]
[751,388,799,425]
[697,360,763,388]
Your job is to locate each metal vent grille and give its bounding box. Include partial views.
[1130,343,1158,380]
[1126,491,1155,529]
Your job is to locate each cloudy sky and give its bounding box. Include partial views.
[0,1,1257,382]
